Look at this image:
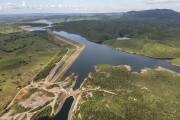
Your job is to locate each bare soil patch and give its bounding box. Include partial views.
[19,92,52,109]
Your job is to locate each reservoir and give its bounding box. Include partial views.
[53,31,180,120]
[32,20,180,120]
[55,31,180,90]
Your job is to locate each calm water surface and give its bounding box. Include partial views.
[54,97,74,120]
[53,31,179,120]
[32,21,180,120]
[54,31,180,90]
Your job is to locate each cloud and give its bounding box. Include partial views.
[0,1,66,11]
[145,0,180,4]
[22,1,27,7]
[0,1,105,13]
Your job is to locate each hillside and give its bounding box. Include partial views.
[50,9,180,65]
[122,9,180,19]
[0,29,71,112]
[72,65,180,120]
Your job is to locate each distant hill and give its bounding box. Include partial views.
[122,9,180,19]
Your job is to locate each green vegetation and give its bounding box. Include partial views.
[16,88,39,101]
[50,19,180,43]
[0,24,23,34]
[31,106,53,120]
[18,22,48,27]
[122,9,180,19]
[73,65,180,120]
[170,58,180,67]
[48,17,100,24]
[11,103,31,115]
[33,49,67,81]
[47,84,59,89]
[20,88,54,100]
[30,101,52,113]
[0,28,71,112]
[48,18,66,23]
[0,107,10,117]
[103,39,180,58]
[33,32,77,81]
[50,19,180,63]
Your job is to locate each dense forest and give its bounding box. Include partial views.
[50,9,180,65]
[51,19,180,44]
[122,9,180,19]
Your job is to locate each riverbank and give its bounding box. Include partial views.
[103,39,180,68]
[48,31,85,82]
[0,31,69,113]
[71,64,180,120]
[105,45,175,59]
[49,30,180,120]
[0,31,85,120]
[170,58,180,67]
[13,20,179,119]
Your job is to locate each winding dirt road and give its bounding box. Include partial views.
[1,32,85,120]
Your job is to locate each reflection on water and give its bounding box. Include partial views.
[32,21,180,120]
[54,96,74,120]
[55,31,180,90]
[32,19,53,31]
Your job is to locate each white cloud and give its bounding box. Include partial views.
[58,4,63,8]
[146,0,180,4]
[6,2,12,6]
[0,5,2,10]
[1,0,179,13]
[22,1,27,7]
[0,1,82,12]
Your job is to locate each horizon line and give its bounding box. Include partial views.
[0,8,179,15]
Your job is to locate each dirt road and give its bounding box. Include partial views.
[1,32,85,120]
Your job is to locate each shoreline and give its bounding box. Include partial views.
[68,94,81,120]
[67,64,180,120]
[169,62,180,68]
[105,45,176,59]
[48,31,85,82]
[104,45,180,68]
[67,72,90,120]
[48,31,85,119]
[1,30,85,120]
[66,62,180,120]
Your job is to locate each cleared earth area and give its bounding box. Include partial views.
[0,25,72,114]
[0,24,85,120]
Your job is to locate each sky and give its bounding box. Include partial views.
[0,0,180,14]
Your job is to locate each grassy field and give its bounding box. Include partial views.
[0,28,71,112]
[31,106,53,120]
[48,17,100,24]
[73,65,180,120]
[18,22,48,27]
[0,24,23,34]
[170,58,180,67]
[103,39,180,64]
